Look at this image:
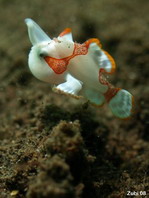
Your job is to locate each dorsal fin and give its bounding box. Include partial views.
[86,38,116,74]
[25,18,51,45]
[58,28,73,41]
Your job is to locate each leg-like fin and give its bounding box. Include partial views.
[108,89,134,119]
[53,74,82,98]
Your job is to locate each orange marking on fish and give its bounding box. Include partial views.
[44,43,88,74]
[104,87,121,103]
[85,38,102,48]
[99,68,120,102]
[59,28,72,37]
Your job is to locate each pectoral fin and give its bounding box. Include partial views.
[53,73,82,98]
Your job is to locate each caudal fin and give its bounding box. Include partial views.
[108,89,134,119]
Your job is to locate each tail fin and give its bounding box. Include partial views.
[108,89,134,119]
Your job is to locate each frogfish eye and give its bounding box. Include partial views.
[39,52,45,57]
[39,50,48,58]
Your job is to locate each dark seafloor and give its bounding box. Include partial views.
[0,0,149,198]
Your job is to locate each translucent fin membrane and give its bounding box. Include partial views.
[108,89,134,119]
[25,18,51,45]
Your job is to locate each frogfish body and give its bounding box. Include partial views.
[25,18,134,119]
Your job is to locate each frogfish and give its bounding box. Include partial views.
[25,18,134,119]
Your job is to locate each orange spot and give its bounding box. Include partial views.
[59,28,72,37]
[44,43,88,74]
[85,38,102,48]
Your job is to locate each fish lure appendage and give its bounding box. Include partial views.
[25,18,134,119]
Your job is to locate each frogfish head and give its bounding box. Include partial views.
[25,18,74,59]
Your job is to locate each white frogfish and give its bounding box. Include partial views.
[25,18,134,119]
